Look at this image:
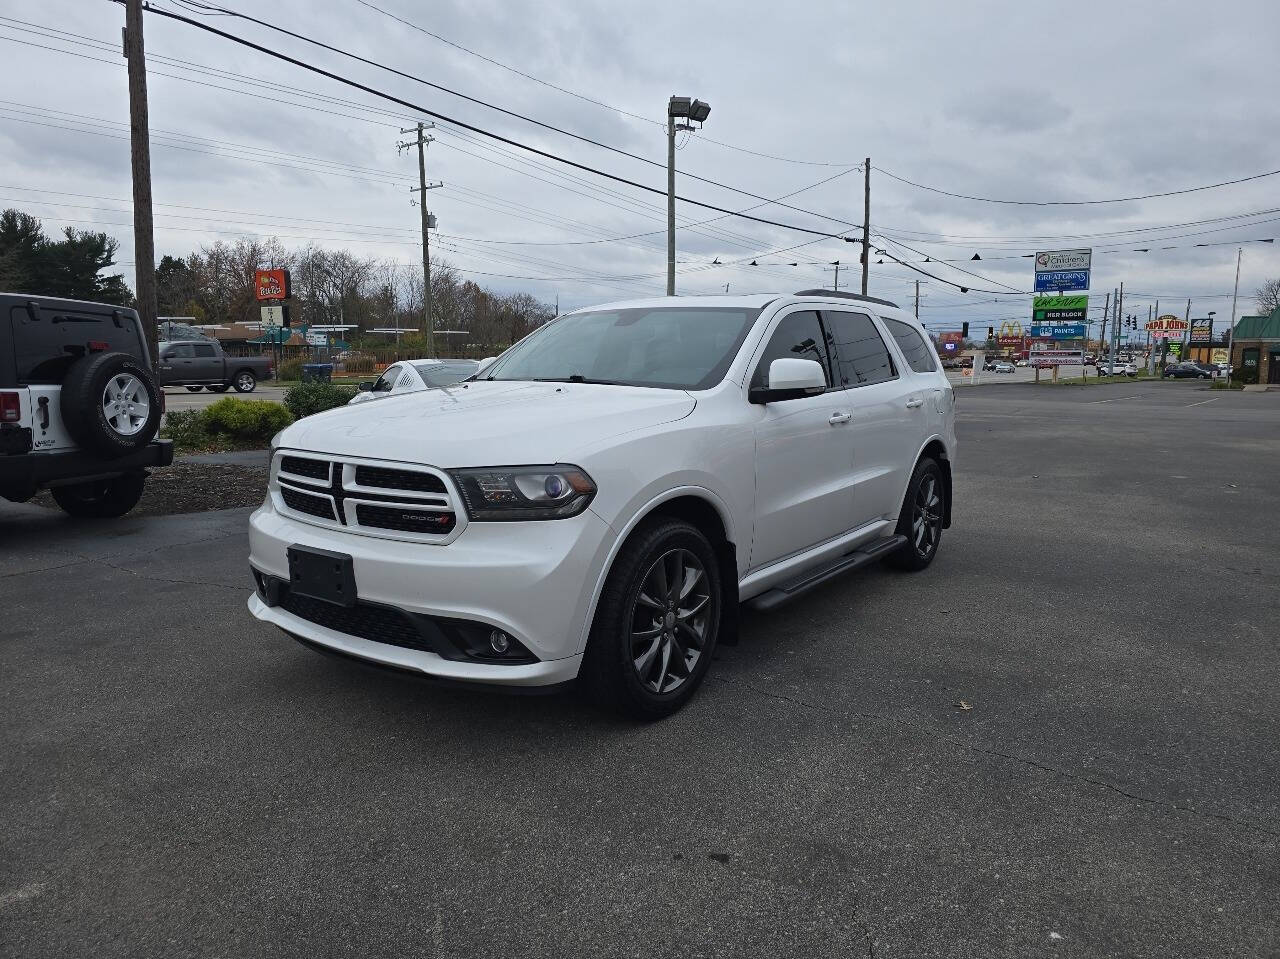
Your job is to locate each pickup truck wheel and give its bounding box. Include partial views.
[206,384,230,393]
[50,472,146,518]
[581,518,722,720]
[185,385,204,392]
[233,371,257,393]
[885,458,943,572]
[60,352,162,457]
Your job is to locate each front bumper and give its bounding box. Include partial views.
[247,498,616,686]
[0,439,174,487]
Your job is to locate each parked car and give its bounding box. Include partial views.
[348,359,480,405]
[248,291,957,718]
[991,361,1016,373]
[1162,362,1216,380]
[982,359,997,371]
[157,339,273,393]
[1,293,173,517]
[1096,361,1138,376]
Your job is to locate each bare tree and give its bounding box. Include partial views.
[1256,277,1280,316]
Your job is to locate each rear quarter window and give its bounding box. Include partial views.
[9,305,147,385]
[883,317,938,373]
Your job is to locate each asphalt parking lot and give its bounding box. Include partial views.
[3,380,1278,958]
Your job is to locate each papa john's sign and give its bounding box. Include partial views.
[1146,314,1189,339]
[255,268,291,301]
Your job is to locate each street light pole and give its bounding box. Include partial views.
[1227,247,1242,383]
[666,96,709,297]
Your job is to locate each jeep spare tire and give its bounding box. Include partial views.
[60,352,162,457]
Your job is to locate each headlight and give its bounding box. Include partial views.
[449,465,596,521]
[270,430,285,450]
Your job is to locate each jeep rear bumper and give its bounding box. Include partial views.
[0,439,174,491]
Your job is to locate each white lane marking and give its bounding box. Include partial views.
[1088,394,1144,404]
[1185,397,1221,408]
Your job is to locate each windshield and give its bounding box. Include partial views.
[483,306,762,390]
[412,362,476,388]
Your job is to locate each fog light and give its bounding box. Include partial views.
[489,630,511,655]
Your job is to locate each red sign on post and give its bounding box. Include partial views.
[255,269,290,301]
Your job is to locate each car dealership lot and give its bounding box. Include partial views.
[2,382,1278,958]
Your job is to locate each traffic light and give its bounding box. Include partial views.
[961,322,969,338]
[987,326,995,341]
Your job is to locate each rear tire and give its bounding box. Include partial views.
[885,458,944,572]
[580,518,722,720]
[50,473,146,518]
[233,371,257,393]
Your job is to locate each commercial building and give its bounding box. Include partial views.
[1229,308,1280,385]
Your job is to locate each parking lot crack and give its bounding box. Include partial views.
[713,676,1280,842]
[91,558,247,593]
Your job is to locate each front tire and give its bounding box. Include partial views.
[580,518,722,720]
[885,458,944,572]
[50,473,147,518]
[233,371,257,393]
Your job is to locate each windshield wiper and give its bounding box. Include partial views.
[529,375,626,386]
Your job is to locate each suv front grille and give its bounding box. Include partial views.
[274,454,458,542]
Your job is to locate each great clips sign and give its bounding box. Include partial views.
[255,269,290,301]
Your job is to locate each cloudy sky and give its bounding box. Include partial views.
[3,0,1279,335]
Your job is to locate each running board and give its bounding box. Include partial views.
[745,535,907,612]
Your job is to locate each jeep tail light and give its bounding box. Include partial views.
[0,392,20,423]
[88,340,110,352]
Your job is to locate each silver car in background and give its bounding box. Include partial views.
[348,359,479,405]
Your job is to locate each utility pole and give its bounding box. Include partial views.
[1183,297,1192,360]
[1226,246,1242,382]
[399,122,441,356]
[861,157,871,295]
[124,0,158,368]
[1099,288,1112,365]
[1111,282,1123,376]
[914,279,920,318]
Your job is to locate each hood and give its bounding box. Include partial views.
[278,380,696,467]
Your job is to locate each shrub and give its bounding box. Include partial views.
[284,382,358,419]
[202,397,294,443]
[277,357,304,381]
[160,409,210,450]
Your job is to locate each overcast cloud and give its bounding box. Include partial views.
[3,0,1278,332]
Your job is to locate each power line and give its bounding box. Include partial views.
[108,1,866,245]
[875,163,1280,207]
[140,1,861,225]
[344,0,855,168]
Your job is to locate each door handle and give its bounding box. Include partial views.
[828,412,852,425]
[905,397,924,409]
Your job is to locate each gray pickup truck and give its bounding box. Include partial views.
[157,339,273,393]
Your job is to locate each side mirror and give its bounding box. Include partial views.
[358,381,374,392]
[749,357,827,404]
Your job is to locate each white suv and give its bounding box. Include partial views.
[248,292,956,717]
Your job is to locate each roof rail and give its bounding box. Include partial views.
[793,289,899,309]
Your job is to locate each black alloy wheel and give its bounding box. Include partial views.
[629,547,713,695]
[886,458,944,572]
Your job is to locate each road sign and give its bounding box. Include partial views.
[1035,249,1092,273]
[255,269,290,301]
[305,331,328,346]
[1034,270,1090,292]
[260,304,283,327]
[1030,323,1087,339]
[1032,294,1088,322]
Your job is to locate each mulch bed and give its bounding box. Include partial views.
[30,460,270,518]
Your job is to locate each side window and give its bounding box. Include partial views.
[166,343,195,359]
[750,311,833,391]
[192,343,216,358]
[823,310,896,387]
[372,366,397,392]
[883,317,937,373]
